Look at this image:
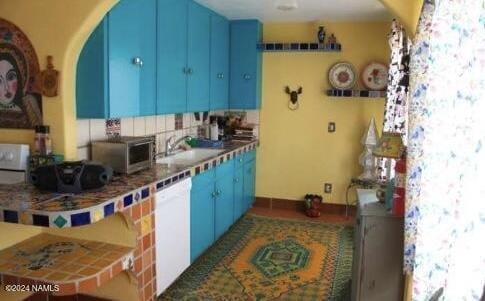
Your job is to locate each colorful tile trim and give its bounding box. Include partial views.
[259,42,342,52]
[3,210,18,223]
[326,89,386,98]
[0,233,134,296]
[122,194,157,301]
[0,141,258,228]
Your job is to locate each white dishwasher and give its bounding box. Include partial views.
[155,178,191,296]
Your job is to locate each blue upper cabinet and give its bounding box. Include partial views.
[229,20,263,110]
[157,0,189,114]
[209,13,230,110]
[158,0,211,114]
[78,0,253,117]
[138,0,157,116]
[187,2,211,112]
[76,0,156,118]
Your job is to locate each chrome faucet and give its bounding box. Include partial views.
[165,135,191,156]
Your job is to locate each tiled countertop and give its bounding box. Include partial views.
[0,140,258,228]
[0,233,133,296]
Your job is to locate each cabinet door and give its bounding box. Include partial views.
[190,183,215,263]
[233,167,244,220]
[108,0,142,117]
[76,20,108,119]
[215,171,235,239]
[139,0,157,116]
[209,13,229,110]
[243,159,256,211]
[157,0,188,114]
[186,1,211,112]
[229,20,262,109]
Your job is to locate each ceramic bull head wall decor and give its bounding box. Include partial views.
[285,86,302,110]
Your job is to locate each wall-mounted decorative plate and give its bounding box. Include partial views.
[328,62,357,89]
[361,62,388,91]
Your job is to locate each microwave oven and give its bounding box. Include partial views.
[92,136,155,174]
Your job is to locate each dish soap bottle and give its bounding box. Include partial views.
[210,116,219,141]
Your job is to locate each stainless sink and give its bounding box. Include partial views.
[157,148,223,166]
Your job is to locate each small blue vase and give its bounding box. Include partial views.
[318,26,326,43]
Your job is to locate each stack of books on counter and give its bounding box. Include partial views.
[233,124,257,142]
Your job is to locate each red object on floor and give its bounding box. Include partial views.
[393,156,406,217]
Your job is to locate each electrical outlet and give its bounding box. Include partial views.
[324,183,332,194]
[328,122,336,133]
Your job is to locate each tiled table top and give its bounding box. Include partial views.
[0,233,133,295]
[0,141,258,228]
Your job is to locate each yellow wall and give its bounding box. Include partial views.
[0,0,117,249]
[379,0,423,36]
[0,0,116,159]
[0,0,422,161]
[256,22,389,204]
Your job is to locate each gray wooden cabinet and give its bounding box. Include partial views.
[351,189,404,301]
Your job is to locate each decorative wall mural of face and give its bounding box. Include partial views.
[0,18,43,129]
[0,53,22,110]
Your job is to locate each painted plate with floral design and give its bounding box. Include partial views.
[328,62,357,89]
[361,62,388,91]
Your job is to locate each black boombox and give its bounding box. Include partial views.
[30,161,113,194]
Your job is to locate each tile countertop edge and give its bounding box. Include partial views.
[0,233,135,296]
[0,141,259,228]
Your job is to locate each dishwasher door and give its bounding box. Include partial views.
[155,178,191,295]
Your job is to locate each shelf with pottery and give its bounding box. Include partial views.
[326,89,386,98]
[0,232,134,297]
[260,27,341,53]
[259,42,342,52]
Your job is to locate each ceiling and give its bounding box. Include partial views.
[194,0,391,22]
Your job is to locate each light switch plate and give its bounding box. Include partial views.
[328,122,336,133]
[324,183,332,194]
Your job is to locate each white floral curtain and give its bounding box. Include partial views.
[405,0,485,300]
[378,19,411,181]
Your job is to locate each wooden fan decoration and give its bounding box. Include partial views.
[39,55,59,97]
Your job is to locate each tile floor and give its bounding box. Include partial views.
[249,206,355,224]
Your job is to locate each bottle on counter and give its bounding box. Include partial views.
[210,116,219,141]
[34,125,53,155]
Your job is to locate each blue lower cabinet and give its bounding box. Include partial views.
[190,154,255,262]
[190,171,215,263]
[214,174,234,239]
[233,167,244,220]
[243,159,256,210]
[214,159,235,239]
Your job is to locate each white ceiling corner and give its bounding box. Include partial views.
[194,0,391,22]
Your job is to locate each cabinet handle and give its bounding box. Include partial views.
[216,190,221,196]
[187,68,193,75]
[243,74,251,80]
[238,158,243,163]
[234,178,239,183]
[211,191,217,198]
[132,57,143,67]
[217,73,224,79]
[183,67,188,74]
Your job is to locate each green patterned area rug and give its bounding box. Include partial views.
[159,214,354,301]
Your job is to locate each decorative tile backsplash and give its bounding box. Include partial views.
[76,111,260,161]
